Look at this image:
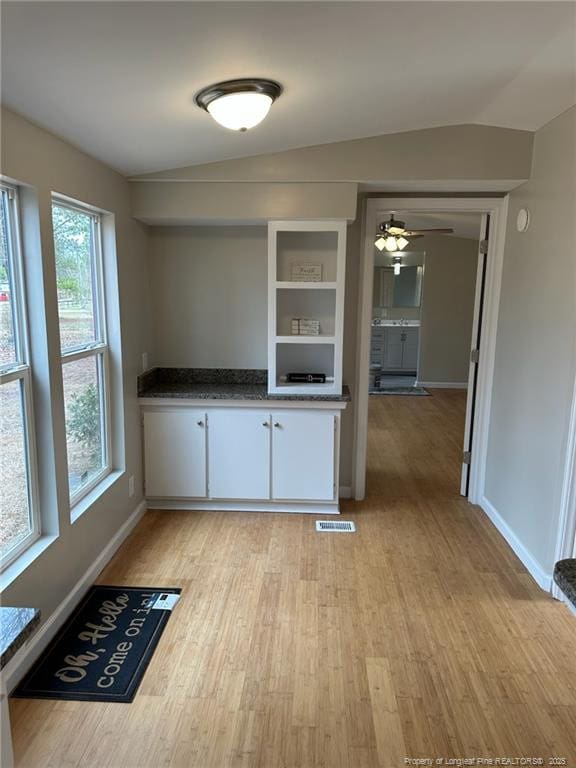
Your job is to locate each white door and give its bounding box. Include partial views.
[144,410,207,498]
[271,411,335,500]
[209,409,271,499]
[461,214,490,497]
[401,328,419,371]
[383,327,403,370]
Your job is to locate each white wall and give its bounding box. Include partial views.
[418,235,479,384]
[1,108,151,623]
[485,105,576,577]
[149,226,267,369]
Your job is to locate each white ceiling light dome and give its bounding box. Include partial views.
[195,78,282,132]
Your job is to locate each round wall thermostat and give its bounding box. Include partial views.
[516,208,530,232]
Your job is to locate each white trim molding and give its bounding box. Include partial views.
[481,496,552,592]
[552,367,576,601]
[416,381,468,389]
[2,501,146,693]
[354,196,509,504]
[147,500,340,515]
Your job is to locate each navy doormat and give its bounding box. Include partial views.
[13,585,181,703]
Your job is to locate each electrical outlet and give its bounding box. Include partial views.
[141,352,149,372]
[128,475,135,497]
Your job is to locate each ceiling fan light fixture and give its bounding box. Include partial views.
[195,78,282,131]
[375,236,387,252]
[396,236,409,250]
[384,236,398,252]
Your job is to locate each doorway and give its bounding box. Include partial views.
[353,197,509,504]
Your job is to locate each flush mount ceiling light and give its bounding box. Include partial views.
[194,78,282,132]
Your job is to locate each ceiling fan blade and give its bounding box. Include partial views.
[404,228,454,235]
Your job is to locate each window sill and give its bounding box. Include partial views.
[0,533,59,591]
[71,469,124,524]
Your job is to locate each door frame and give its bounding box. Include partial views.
[552,369,576,600]
[353,196,509,504]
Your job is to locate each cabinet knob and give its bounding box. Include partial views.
[274,422,281,428]
[262,421,270,427]
[197,420,204,427]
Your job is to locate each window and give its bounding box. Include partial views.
[0,184,39,566]
[52,200,111,505]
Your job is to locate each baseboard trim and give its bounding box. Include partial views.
[147,499,340,515]
[480,496,552,592]
[339,486,352,499]
[416,381,469,389]
[3,500,147,694]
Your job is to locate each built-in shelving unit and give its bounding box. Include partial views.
[268,221,347,395]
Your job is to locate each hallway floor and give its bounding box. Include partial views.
[10,391,576,767]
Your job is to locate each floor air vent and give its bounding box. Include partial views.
[316,520,356,533]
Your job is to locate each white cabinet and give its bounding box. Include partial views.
[271,411,335,501]
[208,409,270,500]
[142,404,344,511]
[144,410,207,498]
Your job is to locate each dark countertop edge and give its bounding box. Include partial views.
[0,606,41,669]
[138,390,351,404]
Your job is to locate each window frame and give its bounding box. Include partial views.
[0,183,41,569]
[52,197,112,508]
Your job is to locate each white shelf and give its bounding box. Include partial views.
[272,382,336,394]
[268,220,346,396]
[275,281,337,290]
[275,335,336,345]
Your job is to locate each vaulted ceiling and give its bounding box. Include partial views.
[2,1,575,176]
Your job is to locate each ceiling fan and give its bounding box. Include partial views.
[375,214,454,252]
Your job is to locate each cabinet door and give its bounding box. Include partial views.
[209,410,270,500]
[401,328,419,371]
[383,327,403,370]
[271,411,335,501]
[144,410,207,498]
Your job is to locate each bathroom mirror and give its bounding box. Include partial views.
[373,264,423,309]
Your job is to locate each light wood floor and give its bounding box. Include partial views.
[11,391,576,767]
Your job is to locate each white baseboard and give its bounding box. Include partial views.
[147,499,340,515]
[3,500,147,694]
[339,486,352,499]
[480,496,552,592]
[416,381,469,389]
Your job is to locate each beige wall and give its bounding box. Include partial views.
[485,105,576,576]
[418,235,479,384]
[134,124,533,184]
[0,108,152,624]
[149,226,267,369]
[132,181,358,225]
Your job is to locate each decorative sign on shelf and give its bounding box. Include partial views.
[291,263,322,282]
[286,373,327,384]
[291,318,320,336]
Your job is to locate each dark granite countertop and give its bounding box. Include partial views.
[138,368,351,403]
[0,606,40,669]
[554,559,576,609]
